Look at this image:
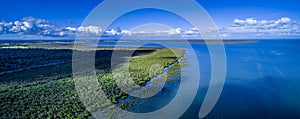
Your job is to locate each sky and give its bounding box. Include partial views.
[0,0,299,39]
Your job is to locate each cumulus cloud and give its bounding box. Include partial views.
[77,26,103,36]
[278,17,291,23]
[222,17,300,39]
[233,18,257,25]
[0,17,103,38]
[0,17,299,39]
[102,28,184,38]
[168,28,182,35]
[0,17,211,39]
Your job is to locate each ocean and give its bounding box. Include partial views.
[181,40,300,118]
[91,39,300,118]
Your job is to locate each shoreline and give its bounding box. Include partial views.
[97,55,184,117]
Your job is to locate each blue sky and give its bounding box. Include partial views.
[0,0,102,27]
[200,0,300,26]
[0,0,299,39]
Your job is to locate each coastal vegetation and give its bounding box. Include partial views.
[0,47,184,118]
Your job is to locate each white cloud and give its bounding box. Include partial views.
[278,17,291,23]
[0,17,299,39]
[222,17,300,39]
[23,21,33,29]
[121,30,132,36]
[234,19,244,24]
[78,26,102,35]
[168,28,182,35]
[77,26,102,37]
[104,29,118,36]
[246,18,257,24]
[234,18,257,25]
[0,17,105,38]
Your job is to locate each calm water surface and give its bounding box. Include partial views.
[96,40,300,118]
[182,40,300,118]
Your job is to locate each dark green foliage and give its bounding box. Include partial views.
[0,78,87,118]
[0,48,72,73]
[95,48,184,107]
[0,48,184,118]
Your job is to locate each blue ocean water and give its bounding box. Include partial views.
[96,40,300,118]
[182,40,300,118]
